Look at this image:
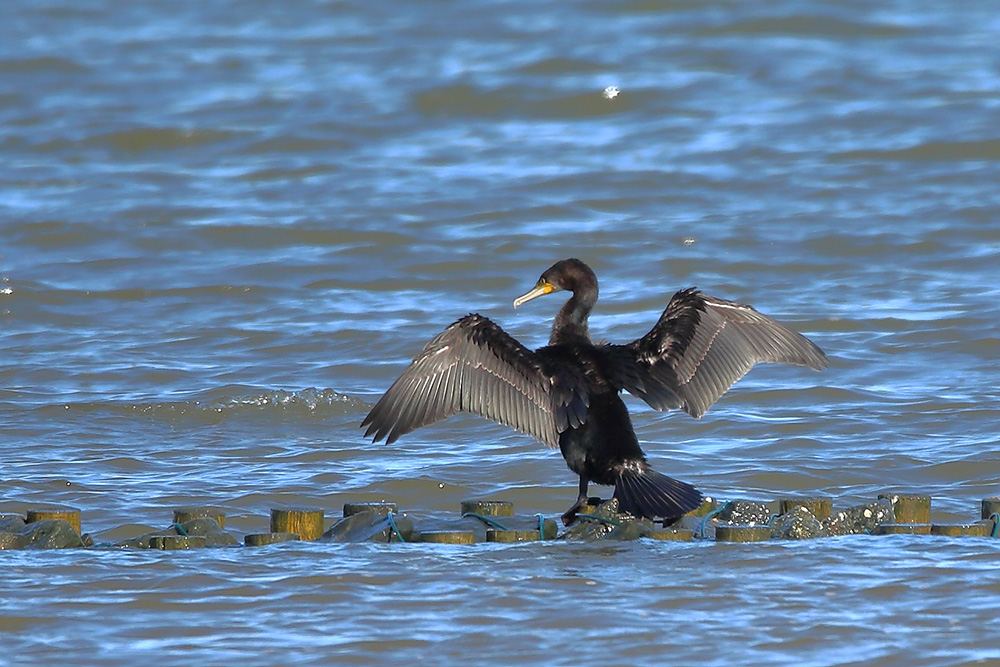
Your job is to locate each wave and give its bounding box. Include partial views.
[22,387,369,423]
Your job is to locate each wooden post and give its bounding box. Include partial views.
[539,518,559,540]
[715,525,772,542]
[26,508,81,534]
[873,524,931,535]
[270,507,324,541]
[779,497,833,520]
[151,535,207,550]
[485,530,539,543]
[244,532,301,547]
[877,493,931,524]
[460,500,514,517]
[173,507,226,529]
[648,528,696,541]
[685,497,718,517]
[418,531,475,544]
[981,497,1000,521]
[930,523,992,537]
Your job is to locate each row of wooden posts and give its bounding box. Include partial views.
[12,494,1000,548]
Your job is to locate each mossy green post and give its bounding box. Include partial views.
[460,500,514,517]
[539,518,559,540]
[648,528,695,541]
[779,497,832,520]
[486,529,539,543]
[173,507,226,529]
[873,524,931,535]
[270,507,325,541]
[930,523,992,537]
[877,493,931,524]
[715,525,772,542]
[245,532,301,547]
[151,535,207,550]
[418,531,475,544]
[981,497,1000,521]
[685,498,718,518]
[26,508,81,535]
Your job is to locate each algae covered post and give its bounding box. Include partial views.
[27,507,82,535]
[270,507,325,541]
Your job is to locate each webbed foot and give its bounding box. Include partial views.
[560,496,604,526]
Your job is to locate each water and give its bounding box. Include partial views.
[3,1,1000,665]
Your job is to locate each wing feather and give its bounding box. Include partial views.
[361,314,563,447]
[622,289,828,418]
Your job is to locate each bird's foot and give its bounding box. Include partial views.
[560,496,605,526]
[560,507,580,526]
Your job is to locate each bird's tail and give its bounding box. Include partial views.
[613,464,703,521]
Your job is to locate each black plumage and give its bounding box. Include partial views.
[362,258,828,525]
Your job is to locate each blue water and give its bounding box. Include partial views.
[2,1,1000,665]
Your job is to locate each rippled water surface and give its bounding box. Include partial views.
[3,1,1000,665]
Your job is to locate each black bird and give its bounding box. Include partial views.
[362,259,828,525]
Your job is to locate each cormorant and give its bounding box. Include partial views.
[362,258,828,525]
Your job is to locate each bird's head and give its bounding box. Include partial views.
[513,258,597,308]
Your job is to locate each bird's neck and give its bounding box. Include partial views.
[549,291,595,345]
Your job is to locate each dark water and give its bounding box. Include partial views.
[3,1,1000,665]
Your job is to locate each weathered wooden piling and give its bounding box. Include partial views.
[715,525,772,543]
[26,508,81,535]
[539,518,559,540]
[173,507,226,529]
[486,529,539,543]
[244,532,301,547]
[418,531,476,544]
[648,528,696,541]
[150,535,207,550]
[981,497,1000,521]
[877,493,931,524]
[13,488,1000,551]
[779,497,833,520]
[685,497,718,518]
[930,523,992,537]
[343,502,398,517]
[270,507,325,541]
[460,500,514,517]
[873,524,932,535]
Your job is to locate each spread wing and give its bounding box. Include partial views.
[618,288,828,418]
[361,314,585,448]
